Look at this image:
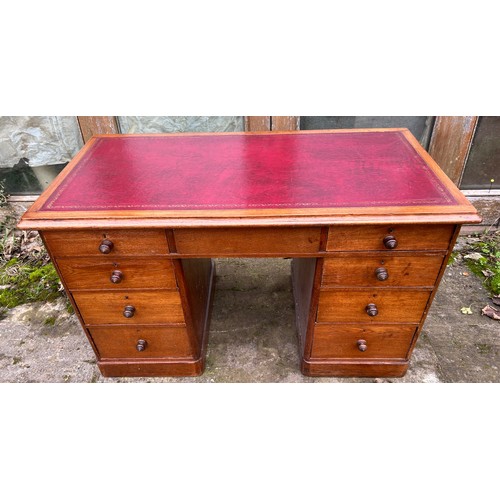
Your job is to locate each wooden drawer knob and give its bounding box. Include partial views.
[110,270,123,284]
[357,339,368,352]
[99,239,114,254]
[123,305,136,318]
[375,267,389,281]
[136,339,148,352]
[383,235,398,249]
[365,303,378,316]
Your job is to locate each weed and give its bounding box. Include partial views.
[462,230,500,295]
[44,316,57,326]
[0,181,9,207]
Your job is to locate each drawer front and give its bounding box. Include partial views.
[326,224,454,251]
[317,289,431,323]
[321,253,445,287]
[56,257,177,290]
[89,326,193,359]
[72,290,185,325]
[43,229,169,257]
[173,227,321,255]
[311,324,416,359]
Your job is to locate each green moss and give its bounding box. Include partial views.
[0,261,62,308]
[448,251,458,266]
[463,231,500,295]
[44,316,57,326]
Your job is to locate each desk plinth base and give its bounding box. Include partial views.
[97,356,206,378]
[300,358,409,378]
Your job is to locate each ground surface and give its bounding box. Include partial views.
[0,249,498,383]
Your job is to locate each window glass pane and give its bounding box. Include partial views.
[300,116,435,149]
[460,117,500,190]
[117,116,244,134]
[0,116,83,195]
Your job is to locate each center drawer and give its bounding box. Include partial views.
[173,227,321,255]
[317,289,432,323]
[56,257,177,290]
[72,290,185,325]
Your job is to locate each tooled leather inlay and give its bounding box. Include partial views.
[41,132,456,211]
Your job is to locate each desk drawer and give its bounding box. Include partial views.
[89,326,193,359]
[326,224,454,252]
[321,252,445,287]
[56,257,177,290]
[317,289,431,323]
[43,229,169,257]
[173,227,321,255]
[311,324,416,359]
[72,290,185,325]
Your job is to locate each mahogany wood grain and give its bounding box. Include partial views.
[90,326,193,359]
[97,357,205,377]
[321,252,445,287]
[317,289,432,323]
[72,290,185,325]
[291,258,318,357]
[326,224,454,251]
[43,229,169,257]
[173,227,321,256]
[77,116,120,143]
[55,257,177,290]
[301,358,409,377]
[311,324,417,359]
[175,258,215,355]
[428,116,478,185]
[18,212,482,231]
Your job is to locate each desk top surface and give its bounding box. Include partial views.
[20,129,481,228]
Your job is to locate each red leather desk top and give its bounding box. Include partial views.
[40,131,456,212]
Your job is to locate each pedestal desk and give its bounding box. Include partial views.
[18,129,481,378]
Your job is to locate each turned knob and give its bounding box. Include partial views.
[357,339,368,352]
[383,235,398,249]
[99,239,114,254]
[375,267,389,281]
[123,305,136,318]
[110,270,123,284]
[136,339,147,352]
[365,303,378,316]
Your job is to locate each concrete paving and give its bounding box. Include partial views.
[1,247,498,383]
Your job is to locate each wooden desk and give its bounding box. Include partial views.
[18,129,481,378]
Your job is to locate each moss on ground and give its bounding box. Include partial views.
[0,200,66,309]
[459,230,500,295]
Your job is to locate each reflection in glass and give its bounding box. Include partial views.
[460,117,500,190]
[300,116,435,149]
